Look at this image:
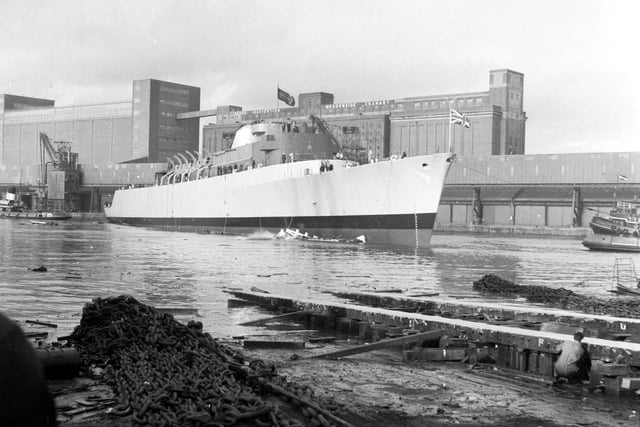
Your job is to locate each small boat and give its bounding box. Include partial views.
[588,201,640,237]
[33,212,72,221]
[1,211,71,221]
[30,220,58,226]
[276,228,366,244]
[582,232,640,252]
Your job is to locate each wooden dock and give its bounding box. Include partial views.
[332,291,640,342]
[226,289,640,367]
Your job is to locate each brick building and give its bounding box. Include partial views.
[203,69,526,162]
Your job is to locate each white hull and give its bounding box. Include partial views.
[105,153,454,247]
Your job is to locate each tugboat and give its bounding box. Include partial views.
[583,201,640,252]
[588,201,640,237]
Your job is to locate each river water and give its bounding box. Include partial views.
[0,219,636,339]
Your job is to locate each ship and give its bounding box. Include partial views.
[104,120,455,247]
[0,189,71,220]
[588,201,640,237]
[582,232,640,252]
[582,201,640,251]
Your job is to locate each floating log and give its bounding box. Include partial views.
[307,330,445,359]
[26,320,58,328]
[25,332,48,339]
[238,310,311,326]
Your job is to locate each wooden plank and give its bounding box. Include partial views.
[227,298,260,308]
[239,310,310,326]
[540,322,582,334]
[308,336,336,343]
[307,329,445,359]
[243,340,305,350]
[405,347,468,362]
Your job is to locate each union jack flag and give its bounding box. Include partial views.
[450,108,471,128]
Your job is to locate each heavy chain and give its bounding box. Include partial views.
[68,296,342,426]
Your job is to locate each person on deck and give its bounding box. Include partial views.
[554,332,591,383]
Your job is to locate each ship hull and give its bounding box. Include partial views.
[106,153,454,247]
[582,233,640,252]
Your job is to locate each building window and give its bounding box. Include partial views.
[490,74,494,85]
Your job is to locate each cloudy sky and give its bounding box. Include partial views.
[1,0,638,154]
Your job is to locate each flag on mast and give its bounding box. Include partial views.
[277,87,295,107]
[450,108,471,128]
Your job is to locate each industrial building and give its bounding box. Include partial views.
[203,68,526,160]
[1,69,637,228]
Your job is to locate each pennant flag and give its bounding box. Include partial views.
[277,87,295,107]
[618,174,628,182]
[450,108,471,128]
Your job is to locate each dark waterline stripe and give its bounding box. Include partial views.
[107,213,436,230]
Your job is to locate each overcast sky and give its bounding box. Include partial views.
[1,0,638,154]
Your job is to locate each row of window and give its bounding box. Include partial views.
[160,86,190,96]
[159,99,189,108]
[243,96,486,119]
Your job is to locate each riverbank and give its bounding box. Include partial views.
[44,291,640,427]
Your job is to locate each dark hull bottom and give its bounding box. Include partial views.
[582,234,640,252]
[106,213,437,247]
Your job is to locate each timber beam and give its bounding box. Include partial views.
[226,290,640,366]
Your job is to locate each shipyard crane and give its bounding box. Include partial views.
[37,132,80,211]
[308,115,361,161]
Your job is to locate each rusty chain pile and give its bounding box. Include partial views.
[68,296,346,427]
[473,274,640,318]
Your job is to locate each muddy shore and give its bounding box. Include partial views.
[44,289,640,427]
